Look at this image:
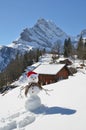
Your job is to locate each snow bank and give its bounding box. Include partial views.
[0,66,86,130]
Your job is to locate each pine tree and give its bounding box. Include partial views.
[64,37,73,57]
[77,35,83,59]
[84,42,86,59]
[0,49,43,89]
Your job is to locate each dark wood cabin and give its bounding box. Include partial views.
[59,59,72,65]
[34,64,72,85]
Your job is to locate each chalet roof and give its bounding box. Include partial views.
[34,64,65,75]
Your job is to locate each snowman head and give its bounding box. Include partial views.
[27,71,39,83]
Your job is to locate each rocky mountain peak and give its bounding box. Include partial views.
[0,18,81,72]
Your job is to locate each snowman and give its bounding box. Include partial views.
[24,71,43,111]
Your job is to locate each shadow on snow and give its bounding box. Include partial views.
[31,105,76,115]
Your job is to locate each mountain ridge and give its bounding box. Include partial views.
[0,18,86,71]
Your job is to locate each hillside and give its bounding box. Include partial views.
[0,69,86,130]
[0,54,86,130]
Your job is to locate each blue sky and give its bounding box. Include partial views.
[0,0,86,45]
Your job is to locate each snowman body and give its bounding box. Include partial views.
[25,95,41,111]
[25,72,42,111]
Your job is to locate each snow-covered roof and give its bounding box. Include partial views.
[34,64,65,75]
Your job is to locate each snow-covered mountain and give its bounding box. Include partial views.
[80,29,86,38]
[0,18,69,71]
[0,46,18,71]
[0,18,86,71]
[76,29,86,41]
[10,18,68,50]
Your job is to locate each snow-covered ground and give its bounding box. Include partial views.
[0,54,86,130]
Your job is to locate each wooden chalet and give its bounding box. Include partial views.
[34,64,72,85]
[59,59,72,65]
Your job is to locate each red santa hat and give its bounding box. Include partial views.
[27,71,37,77]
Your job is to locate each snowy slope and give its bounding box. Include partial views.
[0,53,86,130]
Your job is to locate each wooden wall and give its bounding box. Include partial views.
[38,66,70,85]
